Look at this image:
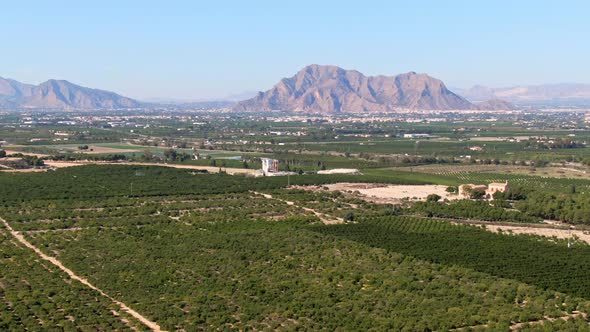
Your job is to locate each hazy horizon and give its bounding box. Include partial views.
[2,0,590,100]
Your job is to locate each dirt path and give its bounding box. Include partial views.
[44,160,261,176]
[443,217,590,245]
[452,311,588,331]
[510,311,587,330]
[0,217,164,331]
[251,191,344,224]
[484,224,590,245]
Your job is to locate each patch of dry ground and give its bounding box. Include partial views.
[320,183,457,204]
[75,146,139,154]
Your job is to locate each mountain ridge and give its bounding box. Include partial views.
[0,77,141,109]
[234,65,508,112]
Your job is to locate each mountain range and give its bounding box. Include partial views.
[0,77,141,109]
[454,84,590,106]
[5,67,588,111]
[234,65,512,113]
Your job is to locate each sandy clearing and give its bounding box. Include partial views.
[0,216,164,331]
[321,183,457,203]
[484,224,590,245]
[44,161,85,168]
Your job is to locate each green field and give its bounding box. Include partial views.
[1,165,590,330]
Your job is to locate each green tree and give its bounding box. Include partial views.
[470,189,486,200]
[164,149,178,161]
[446,186,458,194]
[344,212,355,222]
[426,194,442,202]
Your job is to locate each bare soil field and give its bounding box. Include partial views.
[317,183,456,204]
[75,146,139,154]
[43,161,85,168]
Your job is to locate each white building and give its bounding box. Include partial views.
[403,133,431,139]
[261,158,279,175]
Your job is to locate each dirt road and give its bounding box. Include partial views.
[43,160,261,176]
[251,191,344,224]
[0,216,164,331]
[485,224,590,245]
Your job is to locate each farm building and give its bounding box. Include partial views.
[459,182,509,198]
[261,158,279,175]
[486,181,509,196]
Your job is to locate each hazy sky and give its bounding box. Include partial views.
[2,0,589,100]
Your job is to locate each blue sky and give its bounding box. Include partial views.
[2,0,589,100]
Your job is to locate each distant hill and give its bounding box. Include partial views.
[234,65,509,113]
[455,83,590,106]
[0,77,141,109]
[474,98,516,111]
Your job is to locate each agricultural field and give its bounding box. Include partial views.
[1,165,590,330]
[395,164,590,180]
[4,111,590,173]
[3,110,590,330]
[315,217,590,298]
[365,167,590,193]
[0,227,141,331]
